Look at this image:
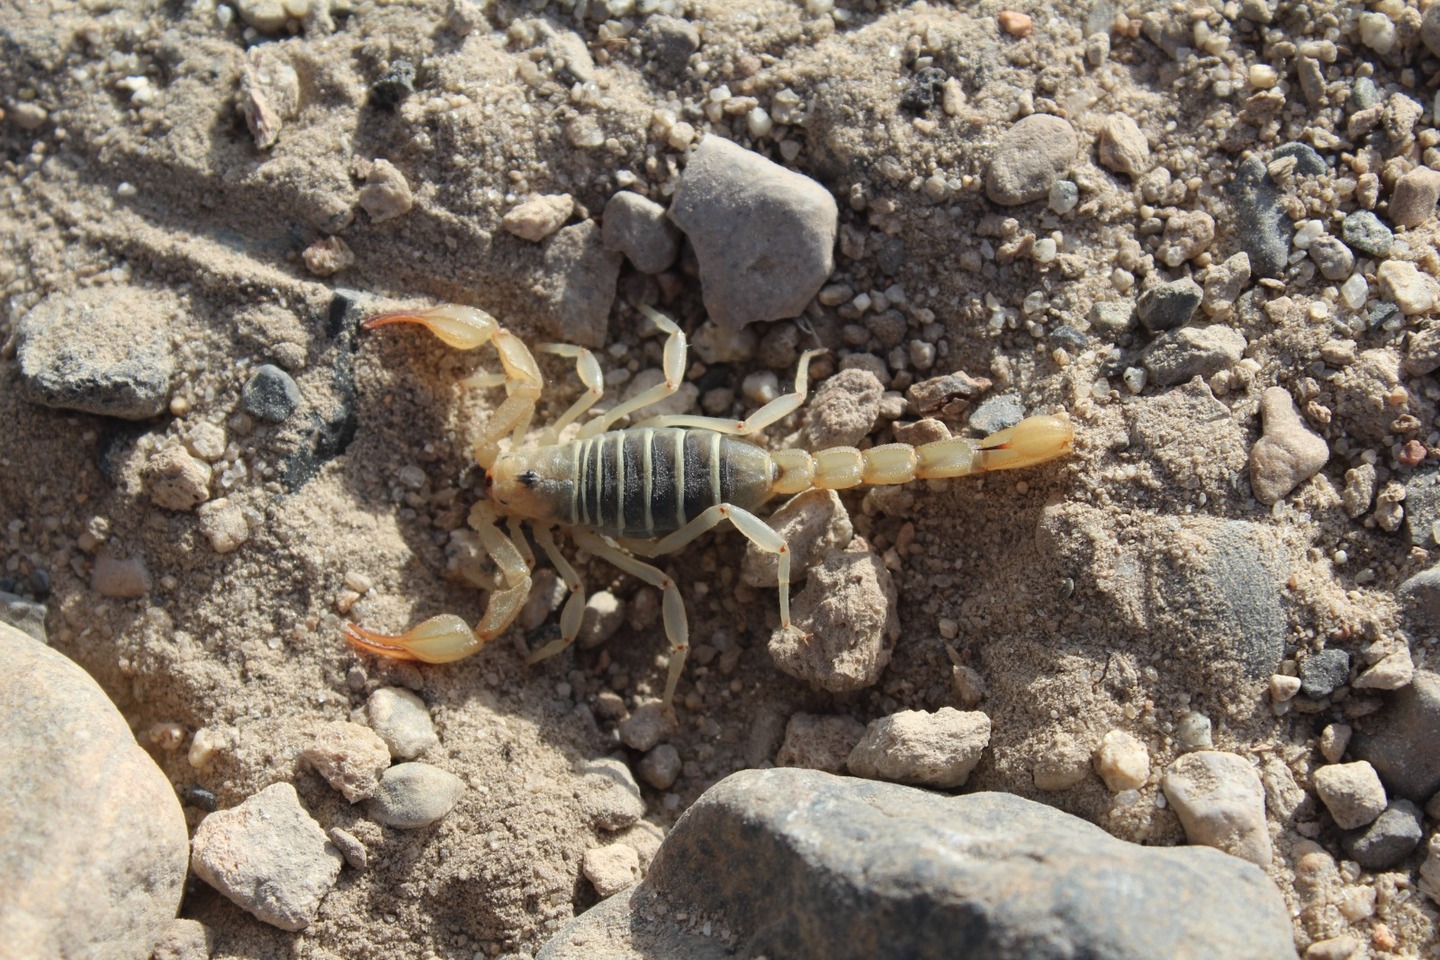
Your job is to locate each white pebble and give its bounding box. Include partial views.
[1340,273,1369,310]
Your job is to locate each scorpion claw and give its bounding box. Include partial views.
[344,614,486,663]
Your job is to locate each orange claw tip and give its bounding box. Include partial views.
[343,614,483,664]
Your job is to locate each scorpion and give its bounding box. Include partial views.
[344,302,1074,708]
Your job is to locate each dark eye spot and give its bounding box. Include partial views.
[519,470,538,487]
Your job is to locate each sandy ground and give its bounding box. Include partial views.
[3,0,1439,957]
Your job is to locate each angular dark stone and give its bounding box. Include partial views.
[540,768,1296,960]
[1226,156,1290,278]
[1342,800,1423,870]
[1300,648,1351,698]
[1352,671,1440,800]
[242,365,302,423]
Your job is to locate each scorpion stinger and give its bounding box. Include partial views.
[346,302,1074,711]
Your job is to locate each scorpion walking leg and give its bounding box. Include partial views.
[571,528,690,709]
[580,305,688,438]
[629,504,793,627]
[363,304,544,468]
[637,348,827,437]
[343,502,532,663]
[525,525,588,664]
[534,344,604,445]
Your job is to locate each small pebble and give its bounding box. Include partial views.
[1172,713,1212,753]
[578,757,644,831]
[190,783,343,931]
[1377,260,1436,315]
[1161,751,1272,866]
[365,687,438,759]
[91,552,151,598]
[1299,648,1350,698]
[1307,236,1354,281]
[578,590,626,650]
[617,700,672,752]
[638,743,682,790]
[1097,114,1150,178]
[1341,210,1393,257]
[846,707,991,789]
[1312,761,1387,829]
[367,762,465,828]
[1048,179,1079,214]
[601,192,680,274]
[802,367,884,451]
[582,843,640,897]
[1226,156,1290,278]
[503,194,574,242]
[1270,674,1301,703]
[242,365,301,423]
[185,422,228,462]
[1142,325,1247,387]
[144,446,212,511]
[1390,167,1440,228]
[196,498,250,554]
[301,721,392,803]
[326,827,368,871]
[1341,799,1422,870]
[302,235,355,277]
[997,10,1032,37]
[775,712,868,774]
[1319,724,1352,764]
[1424,3,1440,58]
[1249,387,1329,505]
[1201,252,1251,317]
[1135,278,1202,332]
[1093,730,1150,792]
[370,59,415,110]
[357,159,413,222]
[1272,142,1327,176]
[1353,649,1414,691]
[986,114,1078,206]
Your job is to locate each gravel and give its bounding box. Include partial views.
[1312,761,1388,830]
[1249,386,1330,505]
[1299,648,1351,698]
[364,687,439,760]
[1226,155,1290,278]
[847,707,991,789]
[367,762,466,829]
[1341,799,1423,870]
[1162,750,1272,866]
[1341,210,1393,257]
[242,364,302,423]
[1135,277,1203,332]
[600,192,680,274]
[1352,671,1440,800]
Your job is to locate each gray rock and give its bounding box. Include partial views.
[601,192,680,274]
[242,364,301,423]
[1399,566,1440,630]
[742,488,853,588]
[16,287,176,419]
[1351,76,1380,111]
[1142,325,1247,387]
[1300,649,1351,698]
[1226,156,1290,278]
[776,713,868,773]
[1405,466,1440,547]
[637,15,700,76]
[669,136,838,329]
[538,768,1296,960]
[1390,167,1440,228]
[1426,3,1440,58]
[1341,210,1393,258]
[191,782,343,930]
[0,590,47,642]
[0,623,188,960]
[1135,278,1203,332]
[364,686,438,759]
[1352,671,1440,800]
[1308,235,1355,281]
[1272,142,1327,176]
[536,220,622,349]
[367,762,465,828]
[578,757,645,831]
[985,114,1079,206]
[967,394,1027,435]
[1342,799,1423,870]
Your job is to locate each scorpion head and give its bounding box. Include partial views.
[486,449,571,524]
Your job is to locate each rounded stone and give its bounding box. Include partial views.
[242,364,302,423]
[0,623,188,958]
[367,762,465,829]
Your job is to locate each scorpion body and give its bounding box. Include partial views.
[345,303,1073,707]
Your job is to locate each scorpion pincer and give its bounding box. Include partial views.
[344,303,1074,708]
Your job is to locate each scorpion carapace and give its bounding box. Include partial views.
[345,303,1074,708]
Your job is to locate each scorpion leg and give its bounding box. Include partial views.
[580,305,687,438]
[534,344,604,445]
[343,502,533,663]
[571,528,690,710]
[630,503,792,626]
[363,304,544,468]
[524,525,588,664]
[637,348,826,437]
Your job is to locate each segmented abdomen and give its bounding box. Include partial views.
[560,428,773,539]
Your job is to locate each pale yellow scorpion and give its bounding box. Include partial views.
[345,303,1074,707]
